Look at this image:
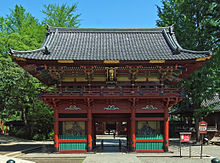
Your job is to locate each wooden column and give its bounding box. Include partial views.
[54,108,59,151]
[53,99,59,151]
[164,98,170,152]
[1,121,4,134]
[131,98,136,152]
[87,98,92,152]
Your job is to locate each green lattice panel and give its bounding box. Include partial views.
[59,142,87,151]
[136,142,163,150]
[58,135,87,151]
[136,134,163,150]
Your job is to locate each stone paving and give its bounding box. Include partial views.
[83,153,141,163]
[0,135,220,163]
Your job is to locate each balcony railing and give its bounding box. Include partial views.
[40,87,183,97]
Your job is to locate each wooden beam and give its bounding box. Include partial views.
[135,117,164,121]
[59,140,87,143]
[58,118,88,121]
[136,139,164,142]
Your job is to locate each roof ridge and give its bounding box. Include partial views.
[47,26,171,33]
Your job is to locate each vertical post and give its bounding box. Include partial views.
[116,122,119,135]
[189,144,191,158]
[131,98,136,152]
[164,98,170,152]
[54,107,59,151]
[200,134,204,159]
[103,122,106,134]
[87,98,92,152]
[5,125,7,134]
[2,121,4,134]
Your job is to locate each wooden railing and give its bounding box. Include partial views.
[40,87,183,97]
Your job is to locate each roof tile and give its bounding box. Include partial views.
[11,26,211,61]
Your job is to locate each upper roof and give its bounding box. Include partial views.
[10,26,211,61]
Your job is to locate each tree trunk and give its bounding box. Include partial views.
[195,116,201,142]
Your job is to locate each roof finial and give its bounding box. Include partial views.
[169,25,174,34]
[9,48,14,55]
[43,46,50,55]
[46,24,51,31]
[174,46,181,55]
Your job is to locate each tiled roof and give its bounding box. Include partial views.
[202,95,220,111]
[10,26,211,61]
[170,95,220,114]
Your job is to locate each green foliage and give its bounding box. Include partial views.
[0,5,46,56]
[0,3,81,140]
[157,0,220,117]
[157,0,219,50]
[42,3,81,28]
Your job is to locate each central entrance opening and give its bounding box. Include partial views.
[93,114,130,152]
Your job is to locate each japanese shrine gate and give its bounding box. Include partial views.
[10,26,211,153]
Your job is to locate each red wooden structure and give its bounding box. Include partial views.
[10,26,211,152]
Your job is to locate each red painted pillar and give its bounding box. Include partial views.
[2,121,4,134]
[87,99,92,152]
[131,98,136,152]
[164,99,170,152]
[0,120,1,133]
[54,108,59,151]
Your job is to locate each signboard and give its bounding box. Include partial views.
[180,132,191,142]
[199,121,207,134]
[179,132,192,158]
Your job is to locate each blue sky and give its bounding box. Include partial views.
[0,0,162,28]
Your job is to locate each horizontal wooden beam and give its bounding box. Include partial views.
[93,117,129,122]
[41,94,181,99]
[136,109,164,113]
[59,140,87,143]
[58,118,88,121]
[136,139,164,142]
[135,117,164,121]
[58,110,88,114]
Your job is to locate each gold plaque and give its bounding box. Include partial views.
[58,60,74,63]
[149,60,165,63]
[104,60,120,64]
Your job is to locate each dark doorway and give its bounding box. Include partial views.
[106,122,116,135]
[92,114,130,152]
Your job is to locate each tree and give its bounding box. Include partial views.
[157,0,220,140]
[0,5,46,56]
[0,3,81,140]
[0,5,52,139]
[42,3,81,28]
